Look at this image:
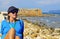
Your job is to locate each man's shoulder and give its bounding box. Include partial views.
[2,19,6,23]
[16,19,23,22]
[1,19,7,25]
[16,19,24,24]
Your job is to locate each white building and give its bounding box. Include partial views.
[0,12,8,21]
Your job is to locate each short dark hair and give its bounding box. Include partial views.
[8,6,19,14]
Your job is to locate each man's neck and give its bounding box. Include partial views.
[9,17,15,22]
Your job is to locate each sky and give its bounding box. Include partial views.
[0,0,60,12]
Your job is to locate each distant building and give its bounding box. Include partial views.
[1,12,7,16]
[18,8,42,16]
[0,12,8,20]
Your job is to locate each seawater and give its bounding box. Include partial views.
[19,16,60,28]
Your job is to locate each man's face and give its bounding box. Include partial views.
[8,12,17,19]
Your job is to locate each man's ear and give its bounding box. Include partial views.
[8,14,9,16]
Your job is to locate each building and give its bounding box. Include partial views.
[18,8,42,16]
[0,12,8,20]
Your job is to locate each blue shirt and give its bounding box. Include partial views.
[1,19,24,39]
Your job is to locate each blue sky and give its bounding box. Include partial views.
[0,0,60,12]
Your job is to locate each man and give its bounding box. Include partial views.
[1,6,24,39]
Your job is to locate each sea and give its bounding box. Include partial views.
[18,14,60,28]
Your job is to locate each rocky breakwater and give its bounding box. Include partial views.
[23,20,60,39]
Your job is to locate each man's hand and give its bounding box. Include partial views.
[15,36,20,39]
